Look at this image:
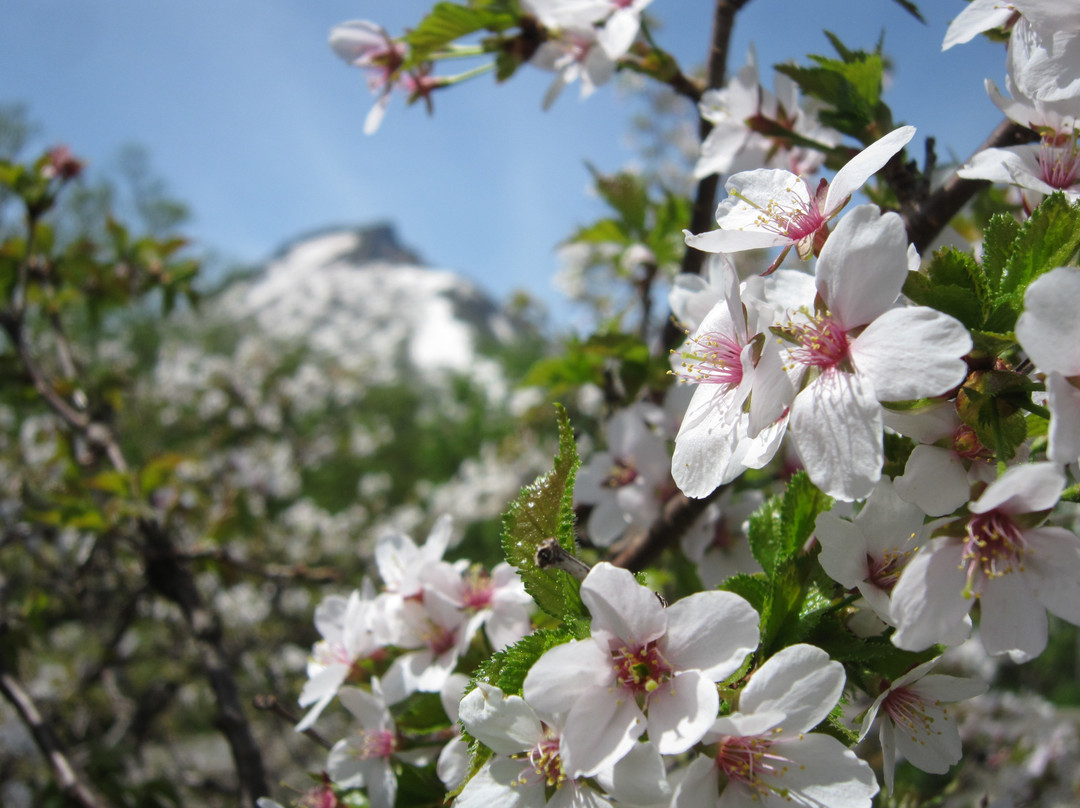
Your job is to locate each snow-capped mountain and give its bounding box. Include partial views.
[218,223,519,384]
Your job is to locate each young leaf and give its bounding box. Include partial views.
[999,193,1080,300]
[500,404,586,622]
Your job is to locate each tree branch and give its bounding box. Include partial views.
[661,0,753,351]
[0,655,114,808]
[887,119,1037,252]
[608,486,725,572]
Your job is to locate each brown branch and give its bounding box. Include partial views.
[140,518,269,805]
[608,486,725,572]
[886,119,1037,252]
[0,656,114,808]
[661,0,753,352]
[3,305,269,805]
[253,694,332,750]
[180,545,343,584]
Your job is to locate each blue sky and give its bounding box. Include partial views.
[1,1,1005,320]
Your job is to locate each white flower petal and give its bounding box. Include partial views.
[459,683,542,755]
[891,538,972,651]
[1017,266,1080,375]
[661,590,759,680]
[851,307,971,401]
[560,688,645,777]
[789,369,883,501]
[969,461,1064,514]
[523,639,613,722]
[816,206,908,330]
[738,644,845,734]
[824,127,916,213]
[647,670,718,754]
[979,572,1047,662]
[581,562,667,651]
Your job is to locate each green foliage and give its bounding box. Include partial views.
[404,1,517,62]
[501,404,587,623]
[470,626,576,696]
[524,331,667,405]
[887,0,925,23]
[774,33,888,139]
[908,194,1080,348]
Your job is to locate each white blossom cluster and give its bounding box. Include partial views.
[273,4,1080,808]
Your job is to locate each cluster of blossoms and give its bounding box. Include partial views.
[286,516,533,806]
[274,3,1080,808]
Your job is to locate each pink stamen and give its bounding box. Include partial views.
[715,734,792,796]
[674,331,745,386]
[962,510,1026,588]
[612,642,674,696]
[1037,132,1080,190]
[788,316,850,369]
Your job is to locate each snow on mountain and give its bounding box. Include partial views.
[218,223,518,387]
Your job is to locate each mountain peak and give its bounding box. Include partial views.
[270,222,423,268]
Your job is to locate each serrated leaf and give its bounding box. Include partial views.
[902,248,989,330]
[500,404,586,622]
[999,192,1080,299]
[781,472,832,550]
[717,572,770,613]
[776,38,884,137]
[748,495,785,574]
[405,2,515,57]
[981,213,1020,294]
[469,628,574,696]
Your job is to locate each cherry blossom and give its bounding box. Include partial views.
[859,657,987,793]
[375,514,453,597]
[694,46,841,182]
[421,560,533,650]
[684,126,915,263]
[1015,266,1080,468]
[772,205,972,501]
[575,403,672,546]
[885,402,999,517]
[296,583,384,731]
[330,21,411,134]
[457,682,667,808]
[671,644,878,808]
[814,478,928,624]
[522,562,759,777]
[669,261,796,498]
[327,682,437,808]
[529,25,616,110]
[891,462,1080,662]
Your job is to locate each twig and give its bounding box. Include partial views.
[608,486,725,572]
[890,119,1037,252]
[180,546,343,584]
[0,658,114,808]
[661,0,753,352]
[253,694,332,750]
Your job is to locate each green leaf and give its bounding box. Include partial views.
[981,212,1020,294]
[781,472,832,551]
[405,2,516,58]
[775,36,885,137]
[716,572,770,614]
[749,472,830,575]
[887,0,925,23]
[500,404,586,622]
[470,627,575,696]
[902,248,988,330]
[748,494,785,575]
[999,193,1080,299]
[587,166,649,236]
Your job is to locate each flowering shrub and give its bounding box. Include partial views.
[7,2,1080,808]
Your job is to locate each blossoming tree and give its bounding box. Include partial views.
[7,1,1080,807]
